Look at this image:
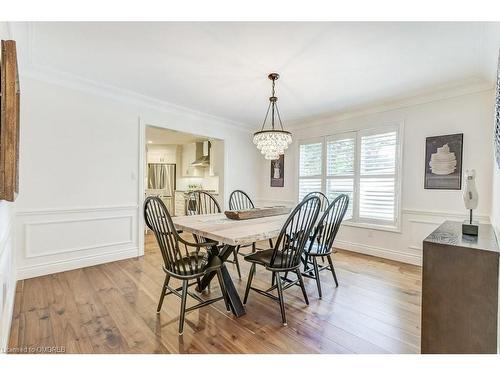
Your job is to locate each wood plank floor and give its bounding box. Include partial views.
[8,234,422,353]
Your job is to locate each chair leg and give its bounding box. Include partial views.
[233,248,242,279]
[269,238,274,248]
[303,254,310,272]
[179,279,189,335]
[312,257,322,299]
[271,271,276,286]
[283,271,289,281]
[275,272,287,326]
[295,270,309,306]
[216,268,231,312]
[243,263,256,304]
[156,274,170,313]
[252,242,256,253]
[327,254,339,287]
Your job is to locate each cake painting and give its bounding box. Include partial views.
[429,143,457,175]
[424,134,463,190]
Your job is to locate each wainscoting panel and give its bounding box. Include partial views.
[256,198,490,266]
[16,205,139,280]
[406,209,490,252]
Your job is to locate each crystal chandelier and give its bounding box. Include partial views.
[253,73,292,160]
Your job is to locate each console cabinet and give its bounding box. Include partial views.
[421,221,499,353]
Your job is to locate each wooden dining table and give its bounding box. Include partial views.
[171,213,290,317]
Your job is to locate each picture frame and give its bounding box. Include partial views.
[495,51,500,169]
[0,40,20,202]
[424,133,463,190]
[270,154,284,187]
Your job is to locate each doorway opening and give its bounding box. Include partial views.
[142,125,225,248]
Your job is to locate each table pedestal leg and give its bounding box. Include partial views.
[197,244,246,317]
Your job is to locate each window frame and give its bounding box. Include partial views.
[297,123,403,233]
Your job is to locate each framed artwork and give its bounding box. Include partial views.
[270,154,284,187]
[424,133,463,190]
[0,40,20,202]
[495,52,500,169]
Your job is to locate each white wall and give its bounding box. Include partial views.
[492,142,500,239]
[492,88,500,354]
[15,74,259,280]
[257,89,495,265]
[0,22,17,352]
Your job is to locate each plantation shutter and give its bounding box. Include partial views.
[326,133,356,219]
[298,142,323,200]
[358,130,397,224]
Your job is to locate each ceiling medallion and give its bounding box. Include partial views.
[253,73,292,160]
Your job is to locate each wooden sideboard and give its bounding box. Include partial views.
[421,221,499,354]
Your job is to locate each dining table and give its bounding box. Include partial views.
[171,212,290,317]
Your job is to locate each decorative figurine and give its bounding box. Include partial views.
[462,169,479,236]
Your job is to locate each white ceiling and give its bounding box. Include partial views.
[13,22,500,129]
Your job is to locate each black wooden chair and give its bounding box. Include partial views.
[144,196,230,335]
[303,191,330,211]
[228,190,274,257]
[186,190,242,279]
[229,190,254,211]
[302,194,349,298]
[242,196,321,326]
[302,191,330,263]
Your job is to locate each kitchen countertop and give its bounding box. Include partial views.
[175,190,219,195]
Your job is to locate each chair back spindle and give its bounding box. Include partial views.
[270,196,321,270]
[186,190,221,215]
[229,190,255,210]
[303,191,329,211]
[144,196,204,277]
[309,194,349,255]
[186,190,221,244]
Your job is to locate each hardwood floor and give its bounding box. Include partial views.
[8,233,422,353]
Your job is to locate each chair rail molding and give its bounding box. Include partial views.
[16,204,138,216]
[253,200,491,266]
[15,204,140,280]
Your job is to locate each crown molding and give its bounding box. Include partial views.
[287,80,494,130]
[20,63,255,134]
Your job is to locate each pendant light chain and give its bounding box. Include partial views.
[253,73,293,160]
[271,77,276,130]
[260,101,272,131]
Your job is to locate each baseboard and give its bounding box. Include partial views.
[16,247,139,280]
[491,216,500,245]
[335,239,422,266]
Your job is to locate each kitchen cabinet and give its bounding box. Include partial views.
[147,145,177,164]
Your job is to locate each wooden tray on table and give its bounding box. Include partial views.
[224,206,291,220]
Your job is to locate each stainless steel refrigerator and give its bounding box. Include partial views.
[147,163,176,215]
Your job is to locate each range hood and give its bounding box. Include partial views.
[191,141,211,167]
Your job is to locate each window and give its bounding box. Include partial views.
[298,141,323,201]
[326,133,355,219]
[298,125,401,229]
